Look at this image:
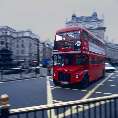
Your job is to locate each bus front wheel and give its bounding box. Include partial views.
[79,74,89,89]
[53,80,59,86]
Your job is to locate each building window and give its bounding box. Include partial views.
[17,39,19,43]
[1,41,4,45]
[16,44,19,48]
[17,50,19,54]
[22,40,24,43]
[21,43,24,48]
[21,50,24,54]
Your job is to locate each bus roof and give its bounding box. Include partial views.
[56,27,82,34]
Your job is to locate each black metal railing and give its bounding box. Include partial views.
[0,94,118,118]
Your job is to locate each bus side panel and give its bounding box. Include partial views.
[89,53,105,82]
[96,64,104,78]
[89,64,96,81]
[89,54,96,81]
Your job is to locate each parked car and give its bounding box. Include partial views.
[105,63,116,72]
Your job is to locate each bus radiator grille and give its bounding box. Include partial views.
[58,72,71,81]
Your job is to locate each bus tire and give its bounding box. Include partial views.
[53,80,59,86]
[80,73,89,89]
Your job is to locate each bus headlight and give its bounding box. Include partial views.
[54,73,56,77]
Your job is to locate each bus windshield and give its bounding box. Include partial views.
[53,54,88,66]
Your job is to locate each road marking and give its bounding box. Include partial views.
[46,76,56,118]
[53,100,63,103]
[111,77,115,79]
[81,89,87,92]
[108,79,113,81]
[81,73,114,100]
[95,91,102,94]
[99,83,104,86]
[72,89,79,90]
[103,93,112,95]
[0,81,4,84]
[110,84,116,87]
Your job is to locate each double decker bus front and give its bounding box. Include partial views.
[53,53,89,85]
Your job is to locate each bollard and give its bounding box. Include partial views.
[0,94,10,118]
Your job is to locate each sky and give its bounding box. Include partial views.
[0,0,118,43]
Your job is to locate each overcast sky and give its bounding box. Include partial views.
[0,0,118,43]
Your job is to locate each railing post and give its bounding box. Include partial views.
[0,94,10,118]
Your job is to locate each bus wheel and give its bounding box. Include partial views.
[80,74,89,89]
[53,80,59,86]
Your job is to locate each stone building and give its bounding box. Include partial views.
[105,42,118,64]
[0,26,53,68]
[0,26,39,67]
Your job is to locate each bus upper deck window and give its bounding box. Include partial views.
[56,35,63,41]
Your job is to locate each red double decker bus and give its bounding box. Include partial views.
[53,27,105,88]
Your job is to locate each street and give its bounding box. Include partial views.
[0,71,117,109]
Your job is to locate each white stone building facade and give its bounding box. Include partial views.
[105,42,118,64]
[0,26,39,67]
